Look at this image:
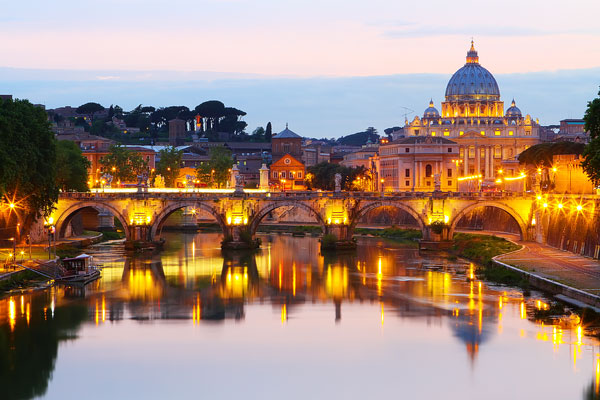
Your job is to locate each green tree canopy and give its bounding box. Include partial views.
[76,102,104,122]
[155,146,183,187]
[99,144,148,183]
[518,142,586,167]
[306,162,368,191]
[0,98,58,218]
[196,146,233,188]
[265,122,272,142]
[582,87,600,186]
[55,140,91,192]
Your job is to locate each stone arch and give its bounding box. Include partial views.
[248,201,326,235]
[149,201,226,242]
[55,202,130,240]
[349,201,426,237]
[448,201,528,240]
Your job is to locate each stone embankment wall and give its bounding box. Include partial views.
[543,198,600,259]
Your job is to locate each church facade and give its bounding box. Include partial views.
[382,42,541,190]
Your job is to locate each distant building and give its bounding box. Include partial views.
[0,95,13,101]
[302,142,331,167]
[554,119,589,143]
[272,125,303,164]
[270,154,306,191]
[375,136,459,192]
[552,154,596,194]
[340,144,379,170]
[169,119,187,146]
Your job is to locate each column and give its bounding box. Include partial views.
[475,145,481,176]
[463,146,468,176]
[484,147,490,179]
[489,146,494,179]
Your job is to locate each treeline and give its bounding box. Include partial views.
[49,100,271,143]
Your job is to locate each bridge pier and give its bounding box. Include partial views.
[222,225,260,250]
[321,224,356,251]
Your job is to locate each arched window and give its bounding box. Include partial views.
[425,164,433,178]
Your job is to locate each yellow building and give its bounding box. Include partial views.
[401,42,540,182]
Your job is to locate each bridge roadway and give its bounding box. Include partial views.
[49,190,596,249]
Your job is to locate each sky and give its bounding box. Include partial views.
[1,0,599,138]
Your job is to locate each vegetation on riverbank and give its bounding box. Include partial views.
[0,270,46,294]
[449,233,528,289]
[354,227,422,245]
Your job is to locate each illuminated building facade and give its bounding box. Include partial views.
[401,42,540,182]
[375,136,459,192]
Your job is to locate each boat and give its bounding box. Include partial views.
[55,254,101,286]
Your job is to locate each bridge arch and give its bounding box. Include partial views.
[55,202,131,240]
[349,200,426,237]
[149,201,226,242]
[448,201,528,240]
[248,201,327,235]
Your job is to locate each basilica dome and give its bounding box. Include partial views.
[445,42,500,102]
[505,99,522,117]
[423,99,439,118]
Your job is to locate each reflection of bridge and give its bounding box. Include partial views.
[51,191,595,248]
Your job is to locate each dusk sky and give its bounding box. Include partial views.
[2,0,599,137]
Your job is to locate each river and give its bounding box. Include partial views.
[0,232,599,400]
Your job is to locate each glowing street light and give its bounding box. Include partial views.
[576,204,583,211]
[557,203,563,209]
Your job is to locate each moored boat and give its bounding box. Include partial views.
[55,254,101,286]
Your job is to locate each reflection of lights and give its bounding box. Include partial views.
[102,296,106,322]
[9,297,16,331]
[380,302,384,326]
[520,302,526,319]
[281,304,287,324]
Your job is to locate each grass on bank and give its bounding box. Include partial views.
[0,270,46,294]
[450,233,527,289]
[354,227,422,245]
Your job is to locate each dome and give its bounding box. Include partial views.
[445,41,500,102]
[423,99,439,118]
[505,99,522,117]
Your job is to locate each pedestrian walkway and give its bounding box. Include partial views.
[491,232,600,294]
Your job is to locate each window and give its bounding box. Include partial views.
[283,144,290,153]
[447,168,452,178]
[426,180,431,186]
[448,147,452,153]
[281,171,286,178]
[425,164,432,178]
[431,132,436,136]
[290,171,295,178]
[459,148,464,158]
[494,146,501,158]
[448,180,452,186]
[480,131,485,136]
[494,130,501,136]
[444,131,450,136]
[405,180,410,186]
[405,148,410,153]
[405,168,410,178]
[509,130,514,136]
[468,147,475,158]
[297,172,302,179]
[414,129,420,135]
[459,131,464,136]
[272,171,277,178]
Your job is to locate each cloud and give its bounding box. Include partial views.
[380,24,600,39]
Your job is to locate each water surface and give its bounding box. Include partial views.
[1,232,599,400]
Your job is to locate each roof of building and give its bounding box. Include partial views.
[505,99,522,117]
[56,133,114,142]
[391,136,457,145]
[445,41,500,102]
[423,99,440,118]
[273,124,301,139]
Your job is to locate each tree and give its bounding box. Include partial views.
[196,147,233,188]
[76,102,104,123]
[55,140,91,192]
[0,98,58,220]
[99,144,148,183]
[518,142,586,167]
[265,122,272,142]
[582,87,600,186]
[306,162,368,191]
[155,146,183,187]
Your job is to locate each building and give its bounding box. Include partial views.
[555,119,589,143]
[375,136,459,192]
[272,125,302,164]
[269,125,306,190]
[302,142,331,166]
[401,42,540,182]
[169,119,187,146]
[340,144,378,170]
[552,154,596,194]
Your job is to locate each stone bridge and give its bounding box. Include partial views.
[47,190,562,249]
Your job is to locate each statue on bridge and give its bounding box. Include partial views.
[334,173,342,192]
[234,174,244,194]
[101,173,113,188]
[434,173,441,192]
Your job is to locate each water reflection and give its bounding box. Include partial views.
[0,232,599,399]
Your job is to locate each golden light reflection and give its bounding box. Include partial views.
[326,266,348,299]
[281,304,287,324]
[102,295,106,323]
[26,302,30,326]
[9,297,15,331]
[520,302,526,319]
[596,357,600,395]
[380,302,384,326]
